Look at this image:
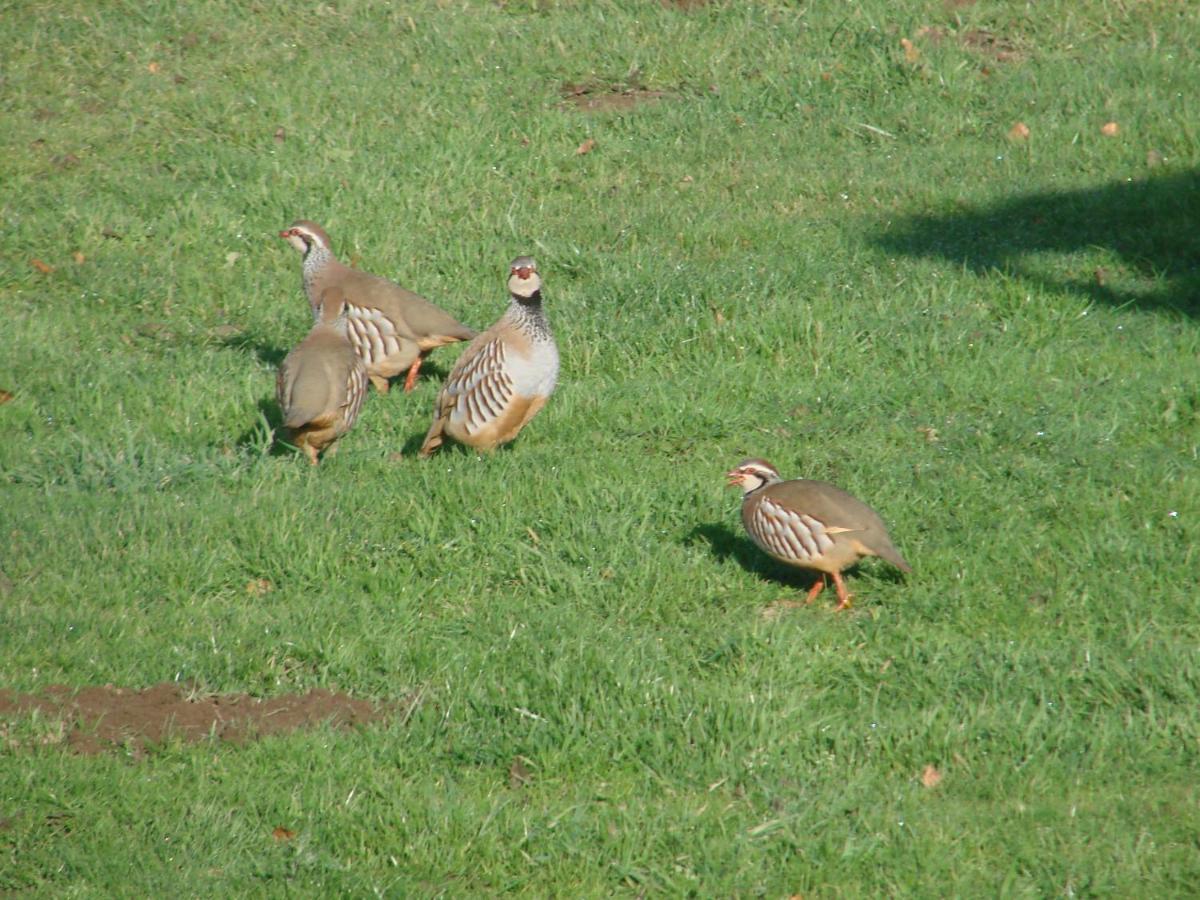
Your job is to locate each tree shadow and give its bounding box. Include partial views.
[873,169,1200,317]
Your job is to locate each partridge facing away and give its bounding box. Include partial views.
[279,220,476,394]
[726,458,911,610]
[276,288,368,465]
[419,256,558,457]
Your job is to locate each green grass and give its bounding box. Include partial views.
[3,0,1200,893]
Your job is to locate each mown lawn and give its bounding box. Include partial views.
[2,0,1199,894]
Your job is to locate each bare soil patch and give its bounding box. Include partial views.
[0,683,395,755]
[561,83,671,113]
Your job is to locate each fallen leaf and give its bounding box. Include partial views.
[225,251,241,266]
[1100,121,1120,137]
[760,599,804,622]
[0,390,12,405]
[900,38,920,63]
[709,304,726,325]
[73,251,85,264]
[916,426,939,443]
[245,578,272,597]
[1094,268,1107,287]
[271,826,295,842]
[679,174,694,184]
[30,258,54,275]
[509,757,532,790]
[137,322,174,341]
[921,764,943,788]
[1146,149,1164,168]
[147,61,161,75]
[1007,121,1030,141]
[575,137,596,155]
[273,127,286,144]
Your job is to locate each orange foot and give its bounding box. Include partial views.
[831,571,854,611]
[403,354,425,393]
[805,576,827,605]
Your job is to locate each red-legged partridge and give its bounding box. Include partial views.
[279,220,476,394]
[276,288,368,465]
[419,256,558,457]
[726,458,911,610]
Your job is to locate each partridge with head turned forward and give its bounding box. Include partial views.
[419,256,558,457]
[726,458,911,610]
[279,220,476,393]
[276,288,368,465]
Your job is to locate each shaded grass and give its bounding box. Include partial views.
[2,0,1200,894]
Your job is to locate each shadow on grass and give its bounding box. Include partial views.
[689,522,910,594]
[232,396,294,458]
[873,169,1200,316]
[688,522,819,593]
[220,334,289,368]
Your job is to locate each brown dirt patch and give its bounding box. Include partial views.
[0,683,397,755]
[960,29,1022,63]
[561,83,671,113]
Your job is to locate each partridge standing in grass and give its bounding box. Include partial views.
[725,458,911,610]
[276,288,368,465]
[419,256,558,457]
[279,220,476,393]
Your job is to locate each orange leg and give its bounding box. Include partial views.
[831,571,854,611]
[805,576,826,605]
[402,353,426,393]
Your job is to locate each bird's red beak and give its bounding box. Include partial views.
[724,469,743,487]
[515,266,533,280]
[278,229,293,239]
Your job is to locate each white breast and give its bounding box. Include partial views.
[507,339,559,397]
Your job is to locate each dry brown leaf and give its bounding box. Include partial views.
[900,38,920,63]
[921,764,943,788]
[916,426,939,444]
[1094,268,1107,287]
[245,578,273,597]
[1100,121,1120,137]
[273,127,286,144]
[271,826,295,842]
[575,137,596,155]
[1146,149,1164,168]
[30,258,54,274]
[509,757,532,790]
[1007,121,1030,141]
[73,251,85,264]
[147,61,161,75]
[0,390,13,405]
[760,599,804,622]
